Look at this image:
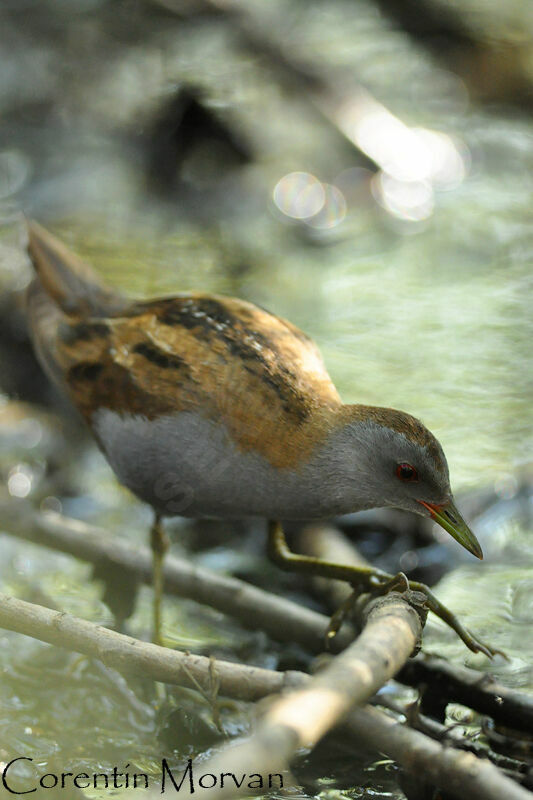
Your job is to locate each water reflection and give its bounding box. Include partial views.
[0,0,532,798]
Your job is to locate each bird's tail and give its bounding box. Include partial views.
[25,221,128,390]
[27,220,128,317]
[26,279,68,389]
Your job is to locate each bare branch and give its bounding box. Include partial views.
[344,705,533,800]
[185,589,425,799]
[0,500,354,652]
[0,592,301,701]
[400,653,533,733]
[298,522,533,733]
[5,502,529,735]
[0,589,529,800]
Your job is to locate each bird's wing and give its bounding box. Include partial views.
[55,293,340,468]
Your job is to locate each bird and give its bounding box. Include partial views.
[25,220,496,656]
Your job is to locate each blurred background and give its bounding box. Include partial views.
[0,0,532,798]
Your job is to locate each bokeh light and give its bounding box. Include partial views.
[273,174,346,230]
[372,172,435,222]
[336,90,468,190]
[7,464,33,498]
[413,128,468,189]
[304,184,346,229]
[273,171,325,220]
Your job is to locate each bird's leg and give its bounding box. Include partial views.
[267,519,395,588]
[268,519,410,592]
[325,573,409,643]
[407,579,505,659]
[267,520,503,658]
[150,512,169,647]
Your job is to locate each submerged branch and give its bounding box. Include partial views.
[400,653,533,733]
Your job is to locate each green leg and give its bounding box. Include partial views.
[150,513,169,647]
[267,520,503,658]
[407,579,505,658]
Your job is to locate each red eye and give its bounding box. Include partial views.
[396,463,418,482]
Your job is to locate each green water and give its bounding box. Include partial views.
[0,0,532,798]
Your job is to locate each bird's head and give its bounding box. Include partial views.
[340,406,483,559]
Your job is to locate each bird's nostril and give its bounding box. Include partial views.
[443,509,458,524]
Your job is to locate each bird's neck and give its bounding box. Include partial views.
[291,404,392,517]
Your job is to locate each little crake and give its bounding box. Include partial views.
[26,221,495,655]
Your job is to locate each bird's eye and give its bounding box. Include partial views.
[396,463,418,482]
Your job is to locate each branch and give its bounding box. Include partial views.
[0,592,300,701]
[344,705,533,800]
[5,501,530,732]
[298,522,533,732]
[374,693,528,774]
[1,590,529,800]
[0,499,354,652]
[183,588,426,799]
[6,501,533,730]
[399,654,533,733]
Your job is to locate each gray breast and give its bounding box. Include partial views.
[91,409,345,519]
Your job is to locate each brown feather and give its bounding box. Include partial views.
[54,294,341,468]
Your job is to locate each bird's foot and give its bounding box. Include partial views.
[326,570,410,642]
[267,520,505,658]
[326,571,505,659]
[368,570,410,595]
[408,579,507,659]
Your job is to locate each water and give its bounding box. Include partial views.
[0,0,532,798]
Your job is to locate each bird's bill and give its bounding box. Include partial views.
[417,498,483,560]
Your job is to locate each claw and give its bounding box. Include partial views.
[410,579,506,659]
[367,571,410,596]
[326,591,357,645]
[327,571,413,645]
[268,521,505,657]
[464,633,508,660]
